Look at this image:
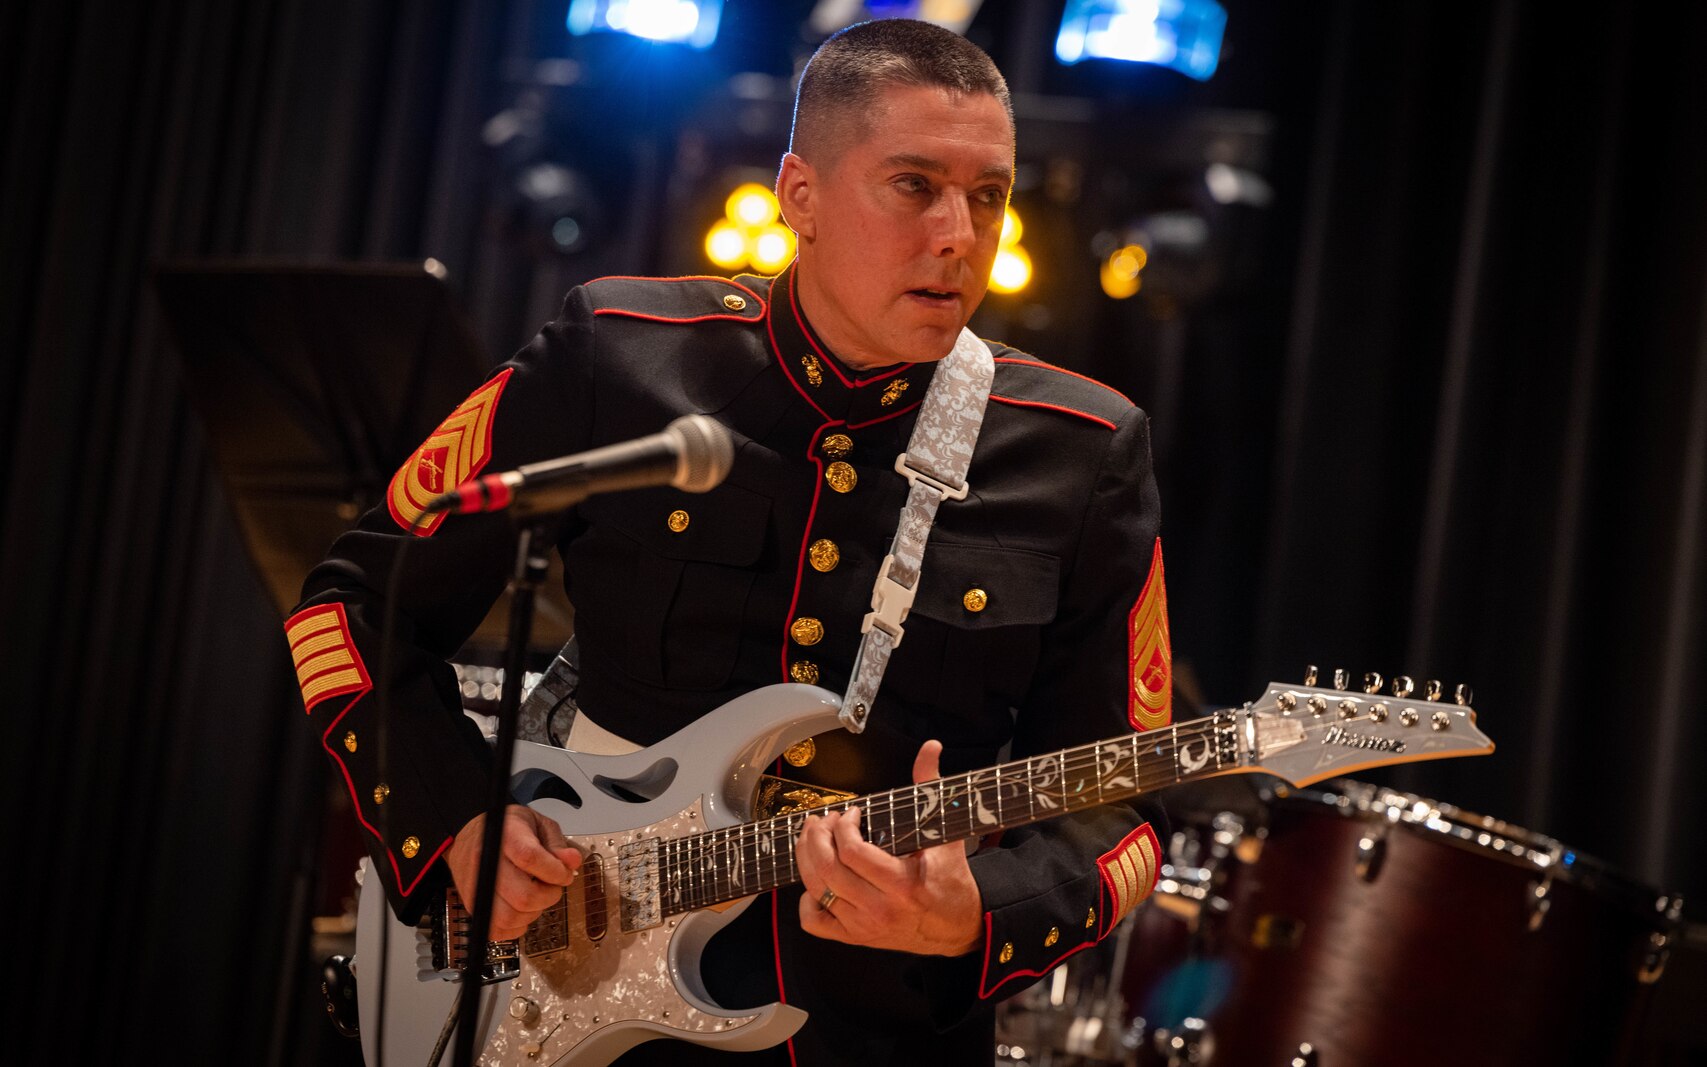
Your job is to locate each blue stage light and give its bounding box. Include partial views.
[1055,0,1226,81]
[567,0,724,50]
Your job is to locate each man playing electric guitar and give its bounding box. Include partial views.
[287,18,1172,1065]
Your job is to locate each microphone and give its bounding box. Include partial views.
[424,414,734,517]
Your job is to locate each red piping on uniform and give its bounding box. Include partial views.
[787,268,908,390]
[593,308,763,325]
[319,690,449,899]
[767,290,831,421]
[977,913,1105,1000]
[989,394,1118,431]
[779,419,838,681]
[586,275,767,323]
[992,356,1134,406]
[772,892,799,1067]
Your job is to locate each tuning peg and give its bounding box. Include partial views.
[1332,668,1349,690]
[1424,679,1442,701]
[1303,664,1319,686]
[1455,683,1474,706]
[1362,672,1384,694]
[1391,675,1415,698]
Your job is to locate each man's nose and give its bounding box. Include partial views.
[930,192,976,258]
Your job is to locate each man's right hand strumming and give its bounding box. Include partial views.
[445,804,582,941]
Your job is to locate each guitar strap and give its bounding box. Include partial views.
[839,327,994,732]
[515,328,995,743]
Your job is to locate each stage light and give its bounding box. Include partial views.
[1100,243,1147,299]
[702,183,796,273]
[727,183,779,227]
[987,205,1032,295]
[1055,0,1226,81]
[990,246,1032,294]
[750,224,796,273]
[705,221,747,269]
[567,0,723,50]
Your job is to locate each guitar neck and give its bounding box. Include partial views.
[660,713,1242,916]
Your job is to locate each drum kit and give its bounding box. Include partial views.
[996,774,1687,1067]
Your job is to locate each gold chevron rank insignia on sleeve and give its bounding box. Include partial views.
[1098,823,1161,931]
[285,603,372,713]
[1127,537,1172,730]
[386,368,513,535]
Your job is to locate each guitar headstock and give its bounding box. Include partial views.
[1237,667,1494,787]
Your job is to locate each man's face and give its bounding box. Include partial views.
[780,83,1014,369]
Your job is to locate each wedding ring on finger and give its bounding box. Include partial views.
[817,887,838,912]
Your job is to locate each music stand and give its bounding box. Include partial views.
[151,258,574,653]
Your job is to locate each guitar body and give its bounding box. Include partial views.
[354,682,844,1066]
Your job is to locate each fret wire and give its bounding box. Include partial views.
[669,716,1230,906]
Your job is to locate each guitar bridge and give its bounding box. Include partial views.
[430,888,521,984]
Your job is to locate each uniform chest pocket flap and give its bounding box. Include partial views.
[585,481,771,565]
[909,543,1060,629]
[579,482,772,691]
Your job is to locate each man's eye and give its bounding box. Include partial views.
[896,176,929,194]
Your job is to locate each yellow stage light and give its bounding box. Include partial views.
[1000,206,1023,248]
[705,221,748,270]
[989,245,1032,294]
[727,183,779,228]
[1100,243,1147,300]
[749,223,796,273]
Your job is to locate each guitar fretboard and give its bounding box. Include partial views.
[654,713,1239,917]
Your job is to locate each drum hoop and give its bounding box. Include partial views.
[1272,780,1682,919]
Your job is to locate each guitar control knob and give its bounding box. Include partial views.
[1307,695,1328,715]
[1455,683,1475,706]
[1424,679,1443,701]
[1332,668,1349,690]
[1400,708,1419,727]
[510,996,541,1027]
[1431,710,1451,731]
[1391,675,1415,698]
[1303,664,1319,686]
[1362,671,1383,694]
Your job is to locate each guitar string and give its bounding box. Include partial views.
[654,707,1447,910]
[657,717,1240,909]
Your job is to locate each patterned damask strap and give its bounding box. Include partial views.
[840,328,994,732]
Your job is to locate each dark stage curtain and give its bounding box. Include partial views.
[4,1,1702,1063]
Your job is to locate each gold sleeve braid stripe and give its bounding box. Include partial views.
[1097,822,1161,930]
[386,368,513,536]
[1127,537,1172,730]
[285,603,372,713]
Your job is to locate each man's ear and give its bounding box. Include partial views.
[776,152,816,241]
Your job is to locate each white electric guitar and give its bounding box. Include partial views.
[352,673,1493,1066]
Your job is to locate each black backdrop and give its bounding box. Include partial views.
[5,1,1703,1062]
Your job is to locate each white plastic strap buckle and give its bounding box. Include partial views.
[861,554,916,647]
[893,453,970,501]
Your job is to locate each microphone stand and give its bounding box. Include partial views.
[451,512,556,1067]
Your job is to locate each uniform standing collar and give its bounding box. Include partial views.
[765,263,937,427]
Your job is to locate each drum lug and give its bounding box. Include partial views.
[1355,827,1388,882]
[1151,1015,1214,1066]
[1527,868,1556,931]
[1638,894,1686,983]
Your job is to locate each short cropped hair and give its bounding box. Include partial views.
[790,19,1013,166]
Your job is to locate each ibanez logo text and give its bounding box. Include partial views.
[1321,725,1407,753]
